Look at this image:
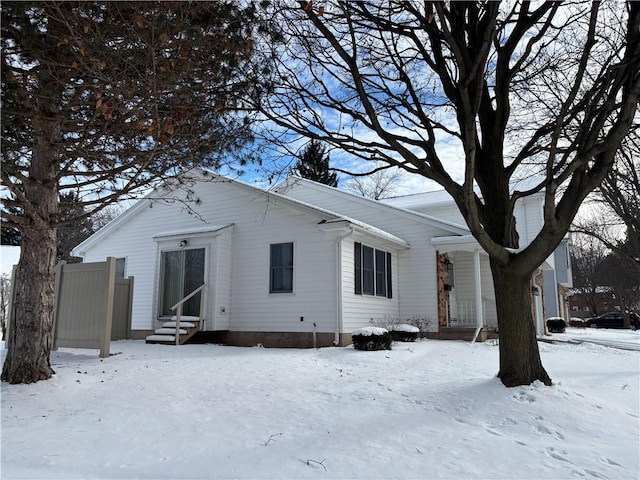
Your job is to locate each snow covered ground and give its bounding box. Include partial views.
[2,328,639,479]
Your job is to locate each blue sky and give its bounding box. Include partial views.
[1,246,20,275]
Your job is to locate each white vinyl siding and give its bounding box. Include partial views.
[79,180,338,334]
[229,206,336,333]
[341,238,399,333]
[212,227,233,330]
[282,183,450,331]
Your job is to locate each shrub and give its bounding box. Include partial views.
[388,324,420,342]
[403,316,431,338]
[546,318,566,333]
[352,327,392,351]
[370,315,431,339]
[369,316,397,329]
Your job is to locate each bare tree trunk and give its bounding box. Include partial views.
[491,261,552,387]
[1,111,59,384]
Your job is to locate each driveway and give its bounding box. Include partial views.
[540,327,640,351]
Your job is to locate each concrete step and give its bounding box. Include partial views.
[145,324,200,345]
[155,327,187,335]
[146,334,176,343]
[162,321,196,329]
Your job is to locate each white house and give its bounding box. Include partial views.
[73,171,570,347]
[378,185,573,326]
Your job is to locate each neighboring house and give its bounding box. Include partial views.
[73,171,570,347]
[544,239,573,322]
[567,287,619,318]
[378,185,573,327]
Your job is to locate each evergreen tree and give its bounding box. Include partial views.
[1,1,272,383]
[292,140,338,186]
[56,193,95,264]
[1,193,96,263]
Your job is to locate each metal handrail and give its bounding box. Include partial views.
[170,283,206,345]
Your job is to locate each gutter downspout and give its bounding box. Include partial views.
[533,270,544,337]
[335,228,354,346]
[471,248,484,343]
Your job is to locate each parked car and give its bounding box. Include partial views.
[546,317,567,333]
[585,312,640,330]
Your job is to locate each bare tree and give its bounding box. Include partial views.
[573,133,640,274]
[570,234,608,316]
[90,203,124,231]
[600,252,640,314]
[344,162,402,200]
[1,2,270,383]
[256,2,640,386]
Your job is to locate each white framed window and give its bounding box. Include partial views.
[270,242,294,294]
[115,257,126,278]
[354,242,392,298]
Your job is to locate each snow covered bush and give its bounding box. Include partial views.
[351,327,392,351]
[370,315,431,339]
[546,318,567,333]
[404,316,431,337]
[388,324,420,342]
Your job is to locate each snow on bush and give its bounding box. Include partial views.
[351,327,392,351]
[352,327,388,336]
[546,317,567,333]
[388,323,420,342]
[388,324,420,333]
[370,315,431,338]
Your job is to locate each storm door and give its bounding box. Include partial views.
[159,248,205,318]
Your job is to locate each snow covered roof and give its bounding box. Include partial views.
[274,176,469,236]
[382,189,454,209]
[383,177,547,210]
[431,234,480,252]
[317,219,410,249]
[73,171,411,256]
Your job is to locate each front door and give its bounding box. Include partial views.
[159,248,205,318]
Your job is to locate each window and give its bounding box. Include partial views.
[375,249,387,297]
[354,242,392,298]
[362,245,374,295]
[115,258,126,278]
[159,248,205,317]
[270,243,293,293]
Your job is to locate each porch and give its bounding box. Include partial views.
[431,326,499,342]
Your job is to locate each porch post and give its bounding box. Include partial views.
[474,249,484,329]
